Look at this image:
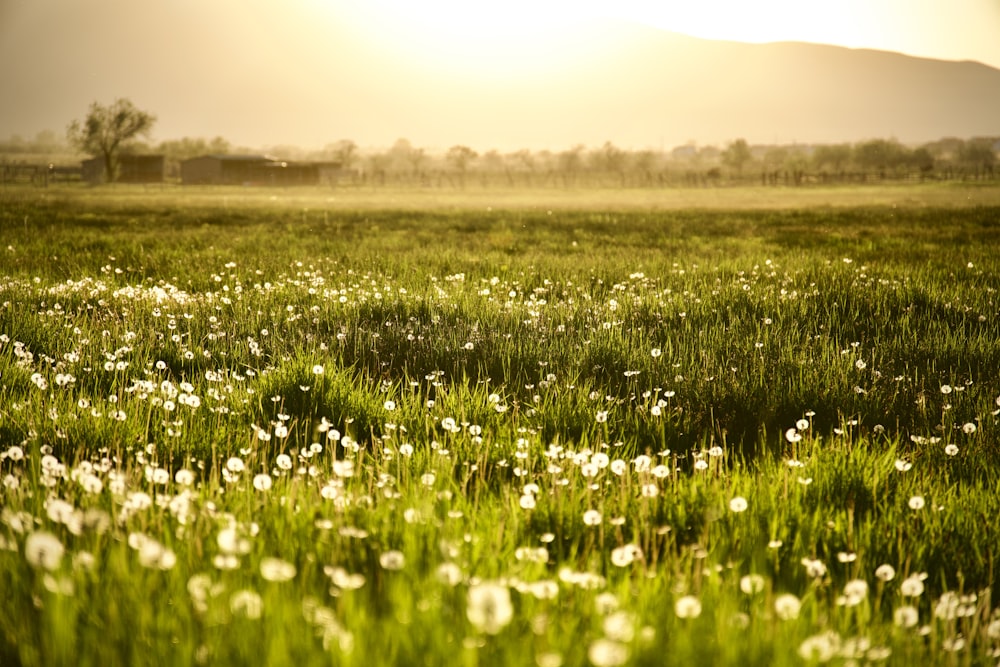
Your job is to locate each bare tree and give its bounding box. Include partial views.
[67,98,156,183]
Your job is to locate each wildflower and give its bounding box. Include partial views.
[610,544,643,567]
[583,510,602,526]
[383,400,396,411]
[325,566,366,590]
[798,632,841,662]
[595,411,608,424]
[379,550,405,570]
[893,605,919,628]
[515,546,548,563]
[602,611,635,642]
[260,557,296,582]
[940,384,952,395]
[436,562,463,587]
[312,364,325,375]
[225,457,245,474]
[674,595,702,619]
[729,496,748,513]
[230,590,263,619]
[739,574,766,595]
[587,639,628,667]
[838,579,869,606]
[770,595,802,623]
[466,582,513,634]
[874,564,896,582]
[785,428,802,443]
[175,469,195,486]
[24,531,64,570]
[900,574,926,597]
[961,422,976,434]
[252,474,273,491]
[275,454,293,470]
[139,540,177,570]
[944,444,959,457]
[801,557,827,578]
[908,496,925,510]
[894,459,912,472]
[148,468,170,485]
[651,348,661,358]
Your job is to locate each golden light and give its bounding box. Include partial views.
[339,0,614,80]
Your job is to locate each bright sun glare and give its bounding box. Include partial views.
[345,0,872,79]
[348,0,615,78]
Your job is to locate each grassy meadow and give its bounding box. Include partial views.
[1,183,1000,666]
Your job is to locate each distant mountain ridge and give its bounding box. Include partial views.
[478,22,1000,149]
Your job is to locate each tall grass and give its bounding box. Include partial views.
[1,187,999,666]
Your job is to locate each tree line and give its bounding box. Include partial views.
[3,98,998,186]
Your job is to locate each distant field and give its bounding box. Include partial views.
[14,180,1000,211]
[1,184,999,666]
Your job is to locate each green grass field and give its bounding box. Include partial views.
[1,184,999,666]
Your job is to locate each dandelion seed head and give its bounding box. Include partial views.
[900,574,926,597]
[379,550,405,571]
[587,639,628,667]
[252,474,273,491]
[774,593,802,620]
[230,590,263,619]
[674,595,702,619]
[260,557,296,582]
[894,605,919,628]
[740,574,766,595]
[466,582,513,634]
[24,531,64,571]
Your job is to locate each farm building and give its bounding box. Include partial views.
[181,155,342,186]
[82,154,165,184]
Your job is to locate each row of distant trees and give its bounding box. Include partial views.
[2,98,998,186]
[356,136,999,187]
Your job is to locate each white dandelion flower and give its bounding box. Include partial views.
[674,595,702,619]
[466,582,513,635]
[260,557,296,582]
[24,531,65,571]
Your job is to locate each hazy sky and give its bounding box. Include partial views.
[2,0,998,151]
[347,0,1000,68]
